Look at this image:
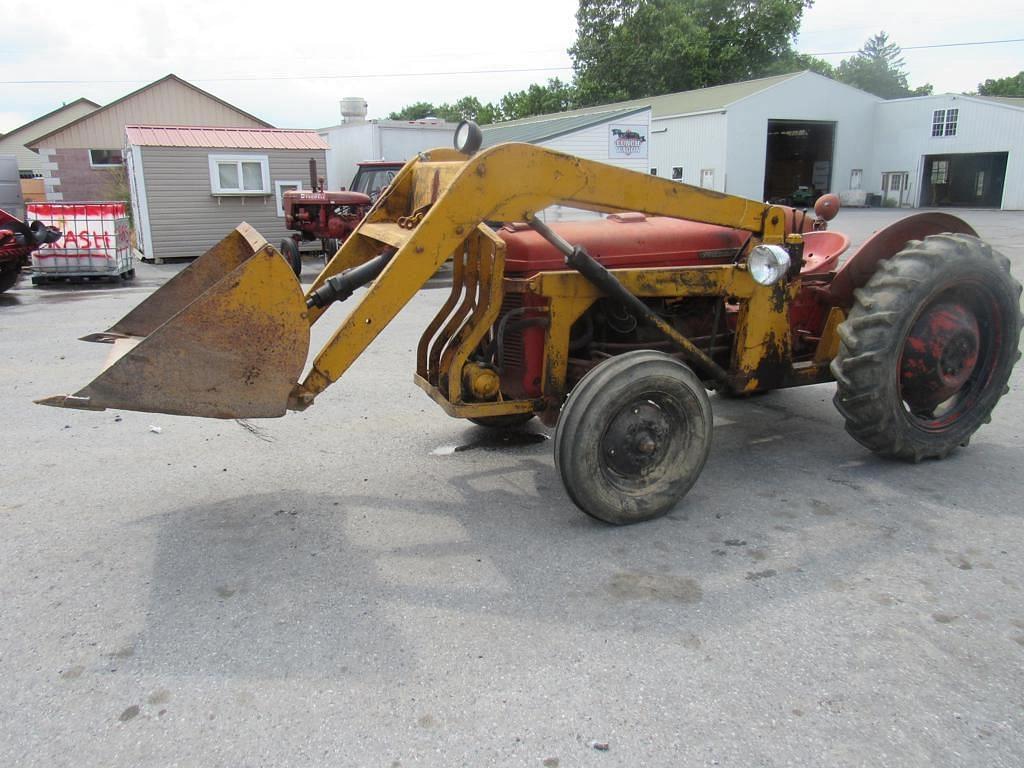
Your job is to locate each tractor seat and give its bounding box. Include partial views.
[799,230,850,275]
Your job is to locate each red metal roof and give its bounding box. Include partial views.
[125,125,329,150]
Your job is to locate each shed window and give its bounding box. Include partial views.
[208,154,270,195]
[649,168,658,176]
[932,109,958,137]
[672,166,683,181]
[89,149,123,167]
[275,180,301,217]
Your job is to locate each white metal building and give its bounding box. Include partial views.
[319,98,457,191]
[869,94,1023,209]
[477,72,1024,211]
[479,105,653,220]
[480,105,653,174]
[642,72,879,200]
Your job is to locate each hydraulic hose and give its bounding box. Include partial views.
[306,248,396,309]
[527,217,729,384]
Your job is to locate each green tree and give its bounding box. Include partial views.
[499,78,578,120]
[977,71,1024,97]
[388,101,438,120]
[761,51,834,79]
[569,0,814,105]
[389,96,503,124]
[834,32,932,98]
[438,96,504,125]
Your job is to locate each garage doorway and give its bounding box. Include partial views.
[921,152,1007,208]
[763,120,835,203]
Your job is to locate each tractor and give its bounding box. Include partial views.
[0,208,61,294]
[280,160,403,277]
[40,122,1022,525]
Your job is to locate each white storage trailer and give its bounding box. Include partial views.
[318,98,456,191]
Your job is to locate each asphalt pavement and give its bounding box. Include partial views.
[1,208,1022,767]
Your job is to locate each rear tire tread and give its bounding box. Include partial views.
[832,233,1022,461]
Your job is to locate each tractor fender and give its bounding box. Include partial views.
[828,212,977,307]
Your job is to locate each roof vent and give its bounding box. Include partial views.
[340,97,368,123]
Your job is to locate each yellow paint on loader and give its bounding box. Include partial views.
[39,142,825,422]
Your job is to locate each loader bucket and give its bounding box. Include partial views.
[37,224,310,418]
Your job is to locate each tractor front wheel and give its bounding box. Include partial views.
[554,350,713,525]
[279,239,302,277]
[832,234,1022,461]
[0,264,20,294]
[323,238,340,264]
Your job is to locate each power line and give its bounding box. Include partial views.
[0,65,575,86]
[1,36,1020,85]
[806,36,1024,56]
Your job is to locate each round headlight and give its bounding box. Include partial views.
[748,244,791,285]
[454,120,483,156]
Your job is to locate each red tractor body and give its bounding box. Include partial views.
[279,160,403,276]
[493,207,853,399]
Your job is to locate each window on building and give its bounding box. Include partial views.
[850,169,863,190]
[930,160,949,184]
[975,171,986,197]
[208,155,270,194]
[649,168,658,175]
[944,109,958,136]
[671,166,683,181]
[89,149,123,167]
[932,109,958,137]
[275,180,301,217]
[890,175,902,192]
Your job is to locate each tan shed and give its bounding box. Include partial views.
[124,125,329,262]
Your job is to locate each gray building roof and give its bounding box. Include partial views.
[483,72,804,143]
[605,72,803,118]
[973,95,1024,110]
[480,106,649,146]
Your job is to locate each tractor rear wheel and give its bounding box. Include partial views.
[832,234,1022,461]
[279,239,302,277]
[554,350,712,525]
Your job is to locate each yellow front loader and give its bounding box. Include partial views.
[39,124,1022,524]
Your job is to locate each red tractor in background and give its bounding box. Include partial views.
[0,209,61,294]
[280,160,403,276]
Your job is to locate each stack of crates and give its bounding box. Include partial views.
[27,202,133,283]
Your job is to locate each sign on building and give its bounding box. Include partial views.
[608,124,648,160]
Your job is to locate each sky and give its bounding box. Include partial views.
[1,0,1021,134]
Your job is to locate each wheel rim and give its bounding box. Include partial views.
[600,393,687,489]
[898,282,1004,430]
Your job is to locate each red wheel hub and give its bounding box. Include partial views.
[900,302,980,411]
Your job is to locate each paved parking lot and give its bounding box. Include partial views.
[1,209,1022,767]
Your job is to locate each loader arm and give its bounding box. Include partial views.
[39,142,787,419]
[291,142,785,408]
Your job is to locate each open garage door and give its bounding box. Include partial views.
[763,120,835,204]
[921,152,1007,208]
